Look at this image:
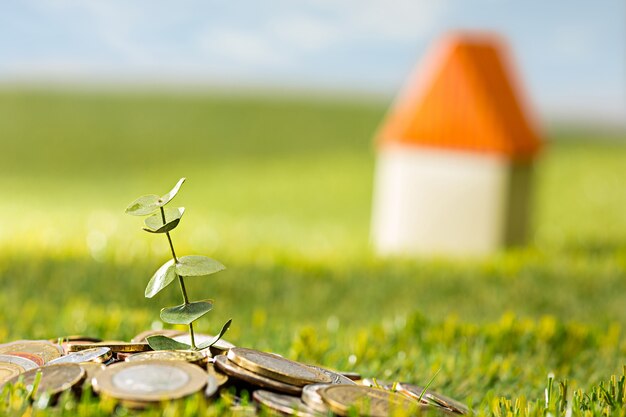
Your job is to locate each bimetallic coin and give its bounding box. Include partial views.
[214,355,301,396]
[0,354,39,372]
[227,348,331,387]
[0,363,24,384]
[253,390,318,417]
[48,347,112,365]
[320,385,423,417]
[5,364,85,398]
[5,351,45,366]
[311,366,356,385]
[93,360,207,403]
[69,342,150,353]
[125,350,207,366]
[0,341,62,364]
[396,383,469,415]
[301,383,332,413]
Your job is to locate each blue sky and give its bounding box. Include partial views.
[1,0,624,122]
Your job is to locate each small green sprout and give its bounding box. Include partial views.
[126,178,231,351]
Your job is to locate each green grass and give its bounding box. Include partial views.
[0,88,625,416]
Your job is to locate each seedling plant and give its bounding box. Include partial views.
[125,178,231,351]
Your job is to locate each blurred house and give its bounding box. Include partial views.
[371,32,542,257]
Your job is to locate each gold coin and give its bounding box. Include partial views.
[0,341,62,364]
[253,389,317,417]
[320,385,423,417]
[93,360,207,403]
[227,348,331,387]
[69,342,151,353]
[396,383,468,415]
[48,347,112,365]
[125,350,207,366]
[214,354,301,395]
[5,364,85,398]
[0,362,24,384]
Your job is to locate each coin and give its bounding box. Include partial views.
[0,363,25,384]
[0,354,39,372]
[5,364,85,398]
[204,374,220,398]
[207,363,229,387]
[173,334,235,354]
[131,329,185,343]
[227,348,331,387]
[396,383,468,415]
[253,390,318,417]
[301,383,332,413]
[69,342,151,353]
[5,351,46,366]
[341,371,362,381]
[214,354,302,395]
[93,360,207,403]
[125,350,207,366]
[48,347,112,365]
[0,341,63,364]
[79,362,106,385]
[320,385,423,417]
[311,365,356,385]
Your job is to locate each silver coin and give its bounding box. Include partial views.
[47,347,111,365]
[253,389,318,417]
[311,366,356,385]
[301,383,332,413]
[113,364,190,393]
[0,354,39,371]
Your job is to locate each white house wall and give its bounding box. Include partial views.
[371,145,510,257]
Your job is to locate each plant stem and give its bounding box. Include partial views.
[160,207,196,349]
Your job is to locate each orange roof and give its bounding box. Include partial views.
[378,32,541,159]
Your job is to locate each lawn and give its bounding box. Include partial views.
[0,88,625,416]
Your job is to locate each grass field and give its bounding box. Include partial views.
[0,88,625,416]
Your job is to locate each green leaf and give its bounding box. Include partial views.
[198,319,232,350]
[160,300,213,325]
[157,177,186,207]
[125,194,160,216]
[146,335,190,351]
[144,260,177,298]
[176,255,225,277]
[143,207,185,233]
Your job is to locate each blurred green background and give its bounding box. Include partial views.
[1,88,625,405]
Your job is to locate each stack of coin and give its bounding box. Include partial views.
[0,337,469,415]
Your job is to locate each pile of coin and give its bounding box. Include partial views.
[0,334,469,415]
